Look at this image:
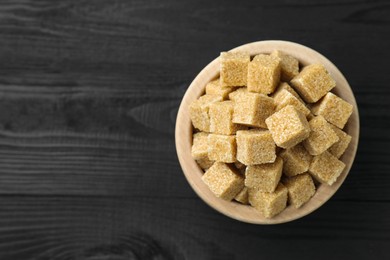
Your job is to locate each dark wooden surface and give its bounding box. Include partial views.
[0,0,388,259]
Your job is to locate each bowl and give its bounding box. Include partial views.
[175,40,359,224]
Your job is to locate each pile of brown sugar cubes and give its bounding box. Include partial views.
[190,50,353,218]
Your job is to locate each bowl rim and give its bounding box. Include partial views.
[175,40,360,224]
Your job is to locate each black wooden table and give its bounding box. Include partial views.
[0,0,388,259]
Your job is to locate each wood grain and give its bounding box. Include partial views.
[0,0,387,258]
[0,196,388,259]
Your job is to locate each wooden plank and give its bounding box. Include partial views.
[0,196,388,259]
[0,92,384,200]
[0,0,386,258]
[0,0,387,88]
[0,127,385,201]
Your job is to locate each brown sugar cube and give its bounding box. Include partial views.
[196,157,214,170]
[271,50,299,81]
[272,82,304,104]
[311,92,353,129]
[191,132,214,170]
[202,162,244,200]
[205,79,235,100]
[245,157,283,192]
[208,134,236,163]
[191,132,209,160]
[274,89,311,116]
[309,151,346,185]
[236,129,276,165]
[303,116,339,156]
[247,54,281,94]
[233,92,275,128]
[328,124,352,158]
[265,105,311,149]
[220,52,250,87]
[248,183,288,218]
[283,173,316,208]
[291,64,336,103]
[190,95,223,132]
[228,87,248,101]
[234,187,249,204]
[279,143,312,177]
[209,101,245,135]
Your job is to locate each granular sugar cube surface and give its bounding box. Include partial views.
[303,115,339,156]
[311,92,353,129]
[247,54,281,94]
[205,79,236,99]
[202,162,244,200]
[245,157,283,192]
[190,95,222,132]
[271,50,299,81]
[279,143,312,177]
[283,173,316,208]
[272,82,304,104]
[265,105,310,149]
[208,134,236,163]
[234,187,249,204]
[309,151,346,185]
[328,124,352,158]
[291,64,336,103]
[236,129,276,165]
[196,157,214,170]
[228,87,248,101]
[233,92,275,128]
[220,52,250,87]
[191,132,214,170]
[248,183,288,218]
[274,89,310,116]
[209,101,245,135]
[191,132,209,160]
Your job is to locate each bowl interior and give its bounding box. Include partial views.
[175,40,359,224]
